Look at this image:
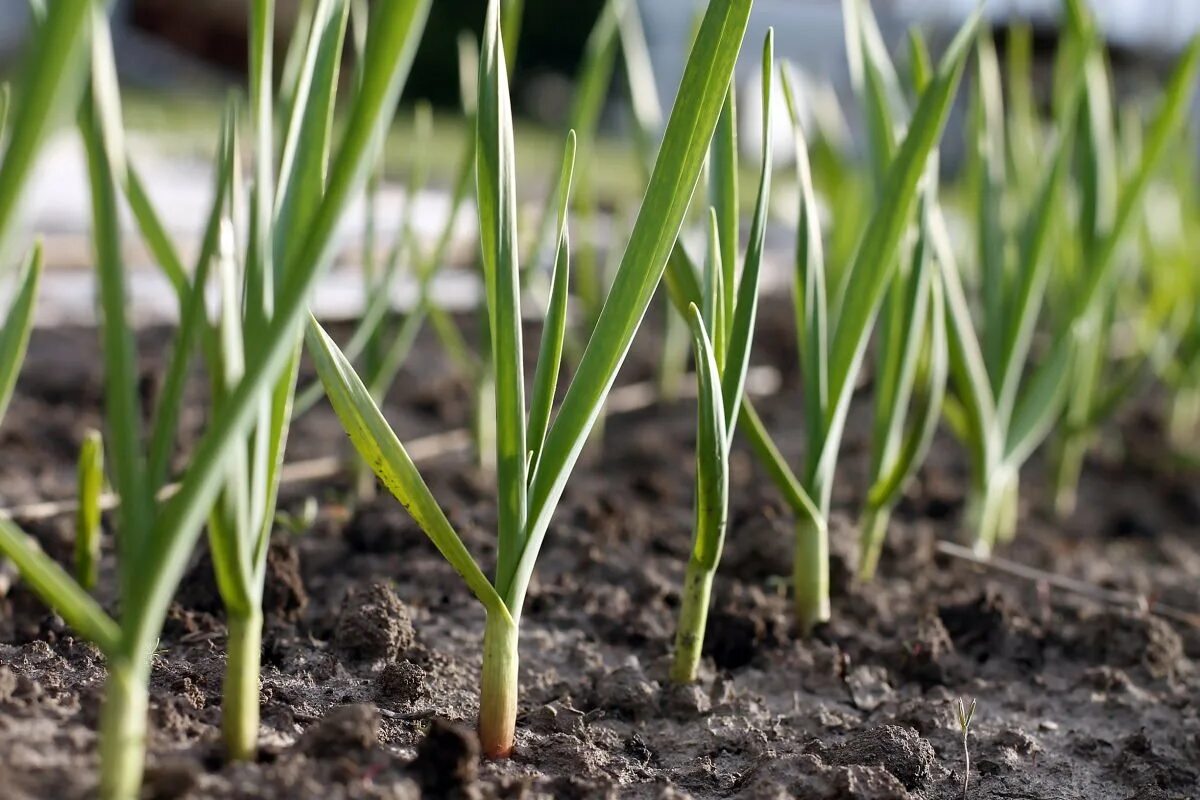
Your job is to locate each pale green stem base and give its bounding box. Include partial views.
[478,611,518,759]
[856,504,891,583]
[996,472,1019,544]
[1052,434,1087,520]
[969,469,1018,557]
[99,662,149,800]
[223,612,263,761]
[793,515,830,635]
[670,561,714,684]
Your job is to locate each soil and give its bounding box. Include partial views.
[0,299,1197,799]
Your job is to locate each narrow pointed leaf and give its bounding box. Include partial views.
[0,244,42,424]
[710,85,738,327]
[146,110,238,491]
[1078,37,1200,319]
[125,0,432,652]
[518,0,753,612]
[0,518,121,656]
[80,57,153,582]
[815,12,978,488]
[721,30,773,431]
[781,64,829,446]
[0,0,92,258]
[478,0,528,597]
[528,132,577,478]
[305,317,510,618]
[685,303,729,570]
[1004,339,1073,466]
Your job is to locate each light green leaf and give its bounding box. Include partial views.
[710,85,738,328]
[527,0,621,268]
[518,0,754,613]
[685,303,729,571]
[814,11,978,493]
[477,0,528,597]
[145,109,238,492]
[701,208,725,366]
[0,0,93,260]
[0,518,121,656]
[781,63,829,447]
[274,0,350,269]
[721,30,773,432]
[124,0,432,655]
[1004,337,1073,466]
[0,243,42,424]
[80,48,153,587]
[305,317,510,619]
[528,132,576,480]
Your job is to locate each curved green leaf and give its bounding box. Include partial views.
[305,317,510,620]
[517,0,754,613]
[0,244,42,425]
[528,132,577,480]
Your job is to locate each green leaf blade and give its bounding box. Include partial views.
[0,243,43,425]
[478,0,528,596]
[527,132,577,479]
[305,317,509,619]
[519,0,754,612]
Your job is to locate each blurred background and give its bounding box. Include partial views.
[5,1,1197,111]
[1,0,1198,324]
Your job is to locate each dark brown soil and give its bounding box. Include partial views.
[0,300,1197,799]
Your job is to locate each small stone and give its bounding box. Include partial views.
[1074,611,1184,680]
[0,666,17,702]
[1081,665,1132,693]
[822,725,939,791]
[298,703,380,757]
[377,660,426,706]
[262,540,308,619]
[142,757,199,800]
[592,663,658,719]
[703,609,766,670]
[846,665,895,712]
[344,500,419,554]
[664,682,711,718]
[895,614,955,686]
[993,728,1042,757]
[411,718,479,798]
[333,582,415,662]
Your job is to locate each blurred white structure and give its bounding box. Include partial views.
[0,3,32,63]
[895,0,1200,54]
[638,0,1200,165]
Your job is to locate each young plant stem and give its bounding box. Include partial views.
[857,503,891,582]
[1052,432,1088,518]
[670,560,716,684]
[99,660,149,800]
[794,511,830,633]
[222,611,263,760]
[970,466,1017,556]
[478,609,519,759]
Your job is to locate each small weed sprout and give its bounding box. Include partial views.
[955,697,978,798]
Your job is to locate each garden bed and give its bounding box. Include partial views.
[1,300,1197,799]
